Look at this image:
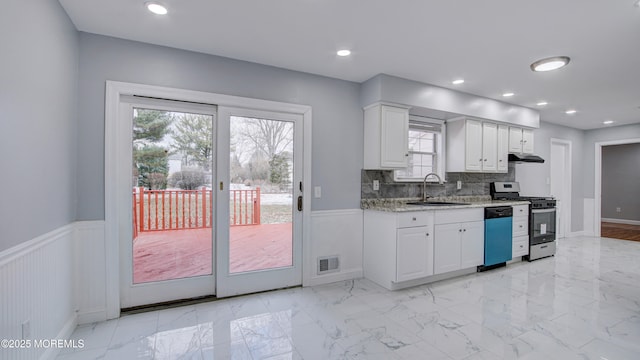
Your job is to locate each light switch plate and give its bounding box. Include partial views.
[314,186,322,198]
[456,181,462,190]
[373,180,380,191]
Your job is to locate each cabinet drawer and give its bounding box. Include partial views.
[397,212,433,228]
[513,217,529,237]
[512,205,528,217]
[434,208,483,224]
[512,236,529,257]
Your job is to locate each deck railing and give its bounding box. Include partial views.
[132,187,260,233]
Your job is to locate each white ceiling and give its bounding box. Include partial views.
[59,0,640,130]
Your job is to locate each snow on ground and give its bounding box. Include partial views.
[230,183,292,205]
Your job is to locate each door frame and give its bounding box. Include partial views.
[593,137,640,237]
[105,81,312,319]
[549,138,572,239]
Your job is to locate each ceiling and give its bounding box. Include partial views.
[59,0,640,130]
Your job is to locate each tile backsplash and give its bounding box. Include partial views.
[361,163,515,199]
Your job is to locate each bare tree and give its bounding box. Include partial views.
[239,118,293,160]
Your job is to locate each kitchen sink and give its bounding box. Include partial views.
[406,201,471,206]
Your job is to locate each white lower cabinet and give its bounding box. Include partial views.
[364,210,434,290]
[433,208,484,275]
[365,207,484,290]
[396,226,434,282]
[512,204,530,258]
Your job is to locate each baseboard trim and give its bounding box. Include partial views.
[77,309,108,325]
[41,313,78,360]
[601,218,640,226]
[304,269,363,287]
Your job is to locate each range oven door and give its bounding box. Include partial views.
[530,208,556,245]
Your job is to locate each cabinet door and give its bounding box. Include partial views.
[522,128,534,153]
[465,119,483,171]
[460,220,485,269]
[396,226,433,282]
[508,127,523,153]
[380,105,409,168]
[497,125,509,172]
[434,223,462,274]
[482,122,498,171]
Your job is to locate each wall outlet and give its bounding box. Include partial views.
[373,180,380,191]
[456,180,462,190]
[314,186,322,198]
[616,207,621,213]
[22,320,30,339]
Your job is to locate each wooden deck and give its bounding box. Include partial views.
[133,223,292,283]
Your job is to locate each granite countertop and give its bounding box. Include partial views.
[361,196,530,212]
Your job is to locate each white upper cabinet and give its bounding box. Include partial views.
[497,125,509,172]
[447,117,504,173]
[482,122,498,172]
[364,104,409,169]
[522,128,534,153]
[509,126,535,153]
[464,119,483,171]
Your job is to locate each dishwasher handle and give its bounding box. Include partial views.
[485,206,513,219]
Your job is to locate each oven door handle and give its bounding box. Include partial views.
[532,209,556,214]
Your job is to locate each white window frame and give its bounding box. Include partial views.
[394,116,446,182]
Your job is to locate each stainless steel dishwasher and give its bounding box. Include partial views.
[479,206,513,271]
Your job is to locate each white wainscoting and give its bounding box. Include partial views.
[305,209,364,287]
[0,224,77,360]
[73,221,107,324]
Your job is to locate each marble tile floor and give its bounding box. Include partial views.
[58,236,640,360]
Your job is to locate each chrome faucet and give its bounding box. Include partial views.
[423,173,444,202]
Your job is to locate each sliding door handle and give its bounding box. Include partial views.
[297,196,303,211]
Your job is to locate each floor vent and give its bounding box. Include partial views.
[317,256,340,274]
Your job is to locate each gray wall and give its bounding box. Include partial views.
[0,0,78,251]
[582,123,640,198]
[515,121,585,232]
[76,33,362,220]
[601,143,640,221]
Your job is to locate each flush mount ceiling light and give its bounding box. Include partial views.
[565,109,577,115]
[502,92,515,97]
[336,49,351,57]
[603,120,614,125]
[536,101,548,106]
[146,2,168,15]
[452,79,465,85]
[530,56,570,72]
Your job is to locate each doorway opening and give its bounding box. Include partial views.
[598,142,640,241]
[594,138,640,238]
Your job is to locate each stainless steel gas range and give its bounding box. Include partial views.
[490,182,557,261]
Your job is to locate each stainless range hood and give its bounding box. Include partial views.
[508,153,545,163]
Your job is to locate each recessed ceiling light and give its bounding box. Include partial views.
[452,79,465,85]
[536,101,548,106]
[336,49,351,57]
[603,120,614,125]
[530,56,570,72]
[146,2,168,15]
[502,92,515,97]
[565,109,577,115]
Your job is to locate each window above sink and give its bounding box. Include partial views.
[394,116,446,183]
